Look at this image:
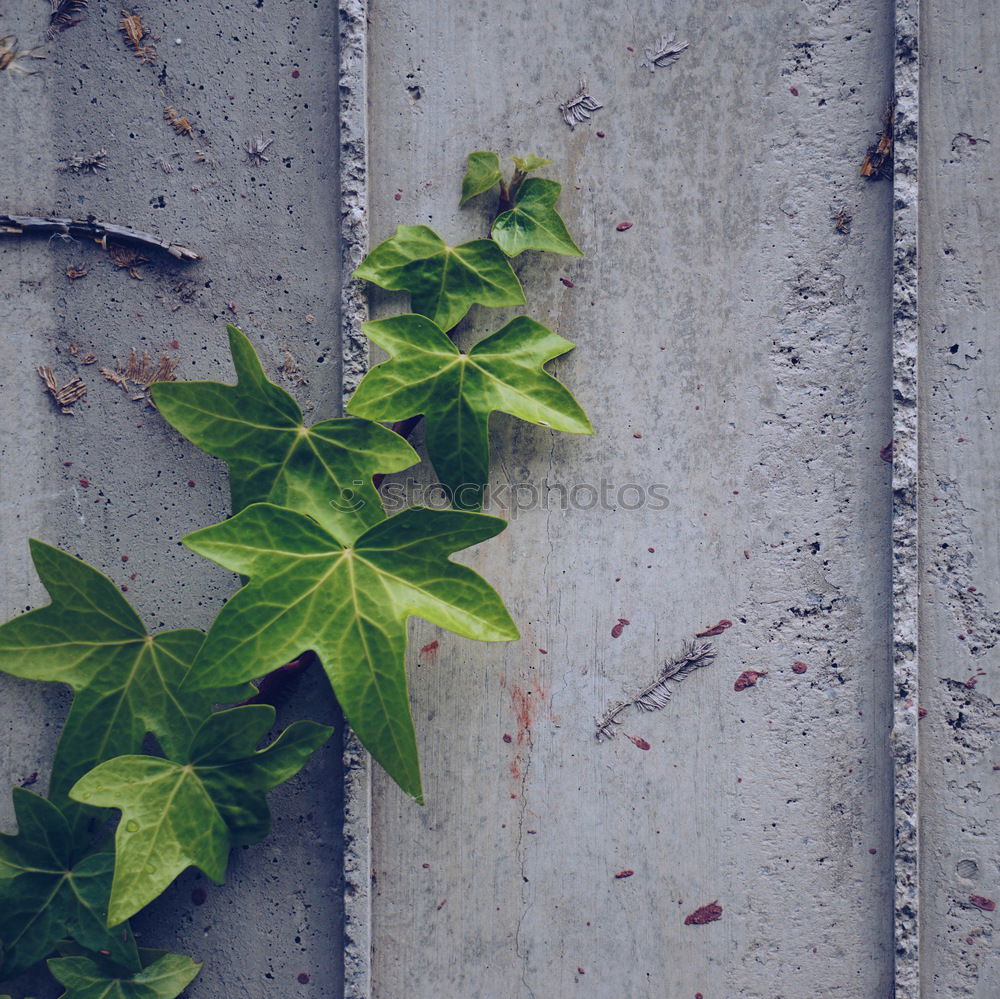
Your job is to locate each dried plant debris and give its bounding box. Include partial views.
[38,365,86,414]
[0,35,45,77]
[641,32,689,71]
[595,641,716,740]
[279,349,309,386]
[861,102,894,180]
[164,105,195,138]
[120,10,156,64]
[106,242,148,279]
[65,263,88,279]
[559,79,602,128]
[101,350,177,406]
[60,149,108,174]
[243,134,274,166]
[47,0,90,39]
[833,207,853,234]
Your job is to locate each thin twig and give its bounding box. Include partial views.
[0,214,201,261]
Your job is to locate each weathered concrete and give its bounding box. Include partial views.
[917,0,1000,994]
[362,0,896,995]
[0,2,346,995]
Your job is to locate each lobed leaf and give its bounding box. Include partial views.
[0,543,250,825]
[151,326,418,546]
[48,952,201,999]
[354,225,525,331]
[511,153,553,173]
[0,790,139,979]
[347,314,593,509]
[460,151,502,205]
[69,706,331,926]
[491,178,583,257]
[182,505,519,802]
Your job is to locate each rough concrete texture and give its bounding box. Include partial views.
[363,0,896,996]
[918,1,1000,995]
[0,2,346,996]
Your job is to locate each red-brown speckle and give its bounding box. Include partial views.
[695,993,704,999]
[648,547,655,553]
[187,480,196,487]
[734,670,767,691]
[633,432,642,438]
[291,69,300,79]
[614,869,634,879]
[616,221,633,231]
[970,894,996,912]
[918,706,928,719]
[394,191,402,201]
[625,734,651,751]
[79,479,90,488]
[297,972,310,984]
[121,555,129,562]
[743,550,750,559]
[502,733,512,744]
[120,585,128,592]
[171,339,180,350]
[968,585,977,592]
[420,639,439,656]
[696,619,733,638]
[510,685,535,744]
[63,460,73,466]
[578,967,586,975]
[790,86,799,96]
[437,898,447,911]
[880,441,893,462]
[791,661,808,674]
[684,901,723,925]
[868,848,877,855]
[191,887,207,905]
[538,648,548,654]
[611,622,625,638]
[560,277,575,288]
[596,130,605,138]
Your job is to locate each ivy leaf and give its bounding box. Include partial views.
[0,543,249,819]
[0,789,140,979]
[354,225,525,332]
[151,326,418,545]
[460,151,502,205]
[511,153,553,173]
[69,705,331,926]
[181,505,519,802]
[491,178,583,257]
[47,952,201,999]
[346,314,593,509]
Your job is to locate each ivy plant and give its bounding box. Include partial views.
[0,152,590,995]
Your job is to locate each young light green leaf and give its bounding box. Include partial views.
[48,952,201,999]
[151,326,418,545]
[491,178,583,257]
[0,543,250,820]
[0,790,140,979]
[182,505,519,802]
[511,153,553,173]
[347,315,593,509]
[69,706,331,926]
[354,225,525,331]
[460,151,503,205]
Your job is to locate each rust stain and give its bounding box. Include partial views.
[696,619,733,638]
[420,639,439,657]
[684,901,723,925]
[734,669,767,691]
[510,684,535,744]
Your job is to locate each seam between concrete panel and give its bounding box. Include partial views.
[339,1,373,997]
[892,0,919,995]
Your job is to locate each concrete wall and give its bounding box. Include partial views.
[1,0,997,997]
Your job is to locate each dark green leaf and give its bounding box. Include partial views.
[511,154,553,173]
[151,326,418,545]
[48,952,201,999]
[182,505,519,802]
[69,706,330,926]
[0,544,249,823]
[354,225,525,331]
[460,152,502,205]
[347,314,593,509]
[0,790,139,979]
[491,178,583,257]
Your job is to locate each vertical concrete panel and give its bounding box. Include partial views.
[0,2,345,995]
[364,1,895,995]
[918,1,1000,994]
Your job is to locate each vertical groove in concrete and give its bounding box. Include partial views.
[338,2,373,997]
[892,0,920,994]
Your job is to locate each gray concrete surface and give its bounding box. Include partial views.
[0,2,346,996]
[918,1,1000,994]
[363,0,897,996]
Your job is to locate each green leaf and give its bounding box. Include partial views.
[182,506,519,802]
[354,225,525,331]
[511,154,552,173]
[460,151,502,205]
[491,178,583,257]
[347,315,593,509]
[151,326,418,545]
[69,706,331,926]
[0,543,249,822]
[0,790,139,979]
[48,952,201,999]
